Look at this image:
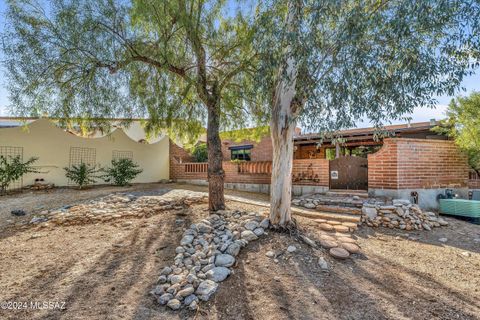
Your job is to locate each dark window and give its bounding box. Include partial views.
[230,145,252,161]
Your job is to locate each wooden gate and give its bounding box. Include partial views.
[329,156,368,190]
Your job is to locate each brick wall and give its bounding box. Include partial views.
[368,138,469,190]
[221,136,273,161]
[292,159,329,186]
[294,144,326,159]
[170,141,329,186]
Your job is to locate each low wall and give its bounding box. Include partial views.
[170,144,330,191]
[176,179,328,196]
[468,171,480,190]
[368,138,470,209]
[0,119,169,188]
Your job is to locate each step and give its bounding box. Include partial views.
[314,205,362,215]
[293,209,361,223]
[312,199,363,208]
[326,190,369,198]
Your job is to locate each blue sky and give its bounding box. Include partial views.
[0,1,478,127]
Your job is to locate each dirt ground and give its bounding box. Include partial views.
[0,184,479,320]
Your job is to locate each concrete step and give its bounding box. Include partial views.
[326,190,369,198]
[293,209,361,223]
[315,205,362,215]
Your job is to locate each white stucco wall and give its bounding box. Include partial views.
[0,119,169,187]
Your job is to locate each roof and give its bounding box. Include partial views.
[294,121,440,142]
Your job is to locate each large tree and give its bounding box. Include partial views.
[253,0,480,226]
[436,92,480,174]
[2,0,259,211]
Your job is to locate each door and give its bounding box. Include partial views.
[329,156,368,190]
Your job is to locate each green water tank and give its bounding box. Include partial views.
[439,199,480,218]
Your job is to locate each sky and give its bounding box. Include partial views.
[0,1,478,128]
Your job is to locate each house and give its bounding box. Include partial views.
[171,120,472,209]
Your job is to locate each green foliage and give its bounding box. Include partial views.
[0,155,39,192]
[192,144,208,163]
[230,159,246,164]
[64,163,102,189]
[2,0,262,144]
[435,92,480,173]
[220,126,270,143]
[102,158,143,186]
[253,1,480,132]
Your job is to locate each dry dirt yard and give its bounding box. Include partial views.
[0,183,479,320]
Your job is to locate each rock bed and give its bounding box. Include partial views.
[26,190,208,227]
[362,199,448,230]
[151,210,363,311]
[150,209,270,310]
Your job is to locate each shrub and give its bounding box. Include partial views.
[64,163,102,189]
[192,143,208,162]
[0,155,39,193]
[102,158,142,186]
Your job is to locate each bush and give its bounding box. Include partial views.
[0,155,39,193]
[102,158,142,186]
[192,143,208,162]
[64,163,102,189]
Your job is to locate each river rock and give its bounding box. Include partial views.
[253,227,264,236]
[226,242,241,256]
[244,220,259,231]
[215,254,235,267]
[259,218,270,229]
[241,230,258,241]
[341,242,360,254]
[329,247,350,259]
[180,235,194,246]
[167,299,181,310]
[318,257,329,271]
[319,239,338,249]
[206,267,231,282]
[287,245,297,253]
[196,222,213,233]
[304,202,316,209]
[196,280,218,301]
[184,294,198,306]
[177,286,195,297]
[158,293,173,305]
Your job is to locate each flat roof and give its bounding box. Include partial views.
[295,121,440,141]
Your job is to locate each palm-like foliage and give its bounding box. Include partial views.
[64,163,102,189]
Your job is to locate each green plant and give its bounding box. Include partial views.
[102,158,142,186]
[435,92,480,174]
[64,163,101,189]
[192,144,208,163]
[0,155,39,193]
[230,159,246,164]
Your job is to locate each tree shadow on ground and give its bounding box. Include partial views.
[209,232,480,320]
[354,218,480,255]
[2,208,194,320]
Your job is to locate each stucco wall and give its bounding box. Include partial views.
[0,119,169,187]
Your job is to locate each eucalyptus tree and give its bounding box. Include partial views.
[254,0,480,226]
[2,0,258,211]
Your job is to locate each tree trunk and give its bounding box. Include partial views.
[206,100,225,211]
[269,102,297,226]
[269,1,301,226]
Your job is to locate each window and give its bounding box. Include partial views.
[230,145,253,161]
